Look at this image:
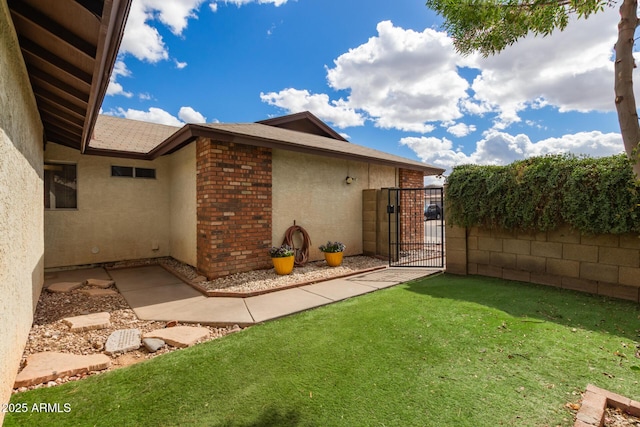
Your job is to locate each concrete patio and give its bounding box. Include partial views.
[47,265,441,326]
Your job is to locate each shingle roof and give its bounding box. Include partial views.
[87,114,445,175]
[88,115,180,154]
[186,122,444,175]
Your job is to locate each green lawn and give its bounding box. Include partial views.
[6,274,640,426]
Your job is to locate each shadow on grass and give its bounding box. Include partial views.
[404,273,640,341]
[215,406,304,427]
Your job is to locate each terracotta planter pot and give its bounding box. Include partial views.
[272,256,294,275]
[324,251,343,267]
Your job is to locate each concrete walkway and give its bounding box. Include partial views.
[53,265,441,326]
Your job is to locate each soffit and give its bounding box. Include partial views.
[8,0,131,152]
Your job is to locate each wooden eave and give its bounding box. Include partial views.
[8,0,131,152]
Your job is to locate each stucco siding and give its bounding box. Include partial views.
[44,143,171,267]
[272,149,396,261]
[169,144,197,266]
[0,1,44,421]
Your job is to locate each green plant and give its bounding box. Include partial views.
[268,244,294,258]
[7,275,640,427]
[318,241,345,253]
[446,154,640,234]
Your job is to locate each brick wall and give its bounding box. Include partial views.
[398,168,425,253]
[196,137,272,279]
[445,224,640,302]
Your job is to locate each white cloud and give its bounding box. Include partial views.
[112,106,207,126]
[175,59,188,69]
[120,0,204,63]
[178,106,207,123]
[327,21,469,133]
[461,7,620,128]
[107,60,133,97]
[211,0,290,7]
[260,88,365,128]
[401,130,624,175]
[209,2,218,12]
[446,122,476,138]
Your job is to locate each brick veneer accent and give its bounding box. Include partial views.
[196,137,272,279]
[445,223,640,302]
[398,168,425,249]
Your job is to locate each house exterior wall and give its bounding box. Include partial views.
[169,143,197,266]
[0,2,44,421]
[196,138,273,279]
[445,224,640,302]
[44,143,172,267]
[272,150,397,261]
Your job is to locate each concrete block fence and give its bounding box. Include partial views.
[445,224,640,302]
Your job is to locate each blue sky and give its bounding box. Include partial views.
[102,0,628,181]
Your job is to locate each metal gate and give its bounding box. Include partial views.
[388,187,445,267]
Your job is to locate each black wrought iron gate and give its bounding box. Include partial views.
[388,187,445,267]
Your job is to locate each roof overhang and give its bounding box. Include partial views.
[8,0,131,152]
[147,123,445,176]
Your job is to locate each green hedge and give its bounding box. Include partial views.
[445,154,640,234]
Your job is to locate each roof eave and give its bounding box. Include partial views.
[80,0,132,153]
[152,124,445,176]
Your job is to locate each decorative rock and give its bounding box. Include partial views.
[142,338,165,353]
[14,352,110,388]
[80,288,119,297]
[104,329,141,355]
[165,320,178,328]
[228,324,242,333]
[193,275,207,283]
[143,326,209,348]
[47,282,84,293]
[62,312,111,332]
[86,278,115,288]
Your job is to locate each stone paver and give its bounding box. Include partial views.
[86,278,115,288]
[47,281,84,293]
[143,326,209,348]
[62,312,111,332]
[44,267,111,287]
[105,329,141,355]
[80,288,119,297]
[142,338,165,353]
[14,352,110,388]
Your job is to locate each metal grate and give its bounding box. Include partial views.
[388,187,445,268]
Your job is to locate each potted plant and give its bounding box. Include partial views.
[319,241,346,267]
[268,244,295,275]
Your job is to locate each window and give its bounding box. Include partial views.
[111,166,156,179]
[135,167,156,179]
[111,166,133,177]
[44,163,77,209]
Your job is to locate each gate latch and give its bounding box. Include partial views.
[387,205,395,214]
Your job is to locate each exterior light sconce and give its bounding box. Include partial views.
[345,176,356,184]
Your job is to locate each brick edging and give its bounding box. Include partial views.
[574,384,640,426]
[162,263,388,298]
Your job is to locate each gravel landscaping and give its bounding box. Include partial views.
[162,255,388,293]
[15,255,388,394]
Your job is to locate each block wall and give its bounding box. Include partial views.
[445,223,640,302]
[196,138,272,279]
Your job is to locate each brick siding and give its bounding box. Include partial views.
[196,137,272,279]
[398,168,425,250]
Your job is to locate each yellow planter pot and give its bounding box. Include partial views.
[272,256,294,275]
[324,251,343,267]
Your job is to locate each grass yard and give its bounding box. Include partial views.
[6,274,640,426]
